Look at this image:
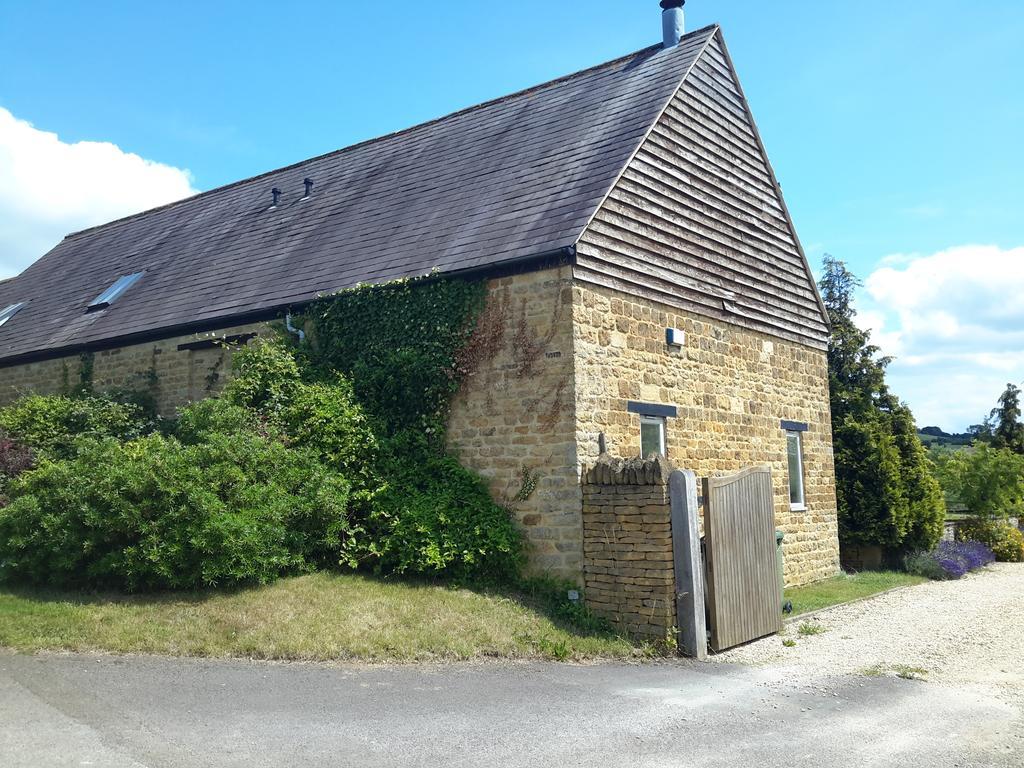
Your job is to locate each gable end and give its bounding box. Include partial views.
[575,29,829,349]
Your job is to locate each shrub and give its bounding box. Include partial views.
[904,540,995,580]
[222,340,380,495]
[0,433,34,495]
[365,440,523,582]
[833,412,909,548]
[174,398,260,444]
[958,518,1024,563]
[0,433,34,475]
[280,376,378,488]
[222,337,301,418]
[0,394,148,460]
[0,432,353,591]
[904,550,951,580]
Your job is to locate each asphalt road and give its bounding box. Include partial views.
[1,652,1019,767]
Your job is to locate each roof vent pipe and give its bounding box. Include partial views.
[302,178,314,198]
[660,0,685,49]
[270,187,281,208]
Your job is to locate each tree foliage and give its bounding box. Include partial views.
[990,383,1024,454]
[819,256,944,551]
[931,443,1024,521]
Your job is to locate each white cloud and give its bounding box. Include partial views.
[857,245,1024,431]
[0,107,197,278]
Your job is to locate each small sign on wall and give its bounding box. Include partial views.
[665,328,686,347]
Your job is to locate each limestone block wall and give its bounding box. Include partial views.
[572,280,840,587]
[0,323,268,416]
[447,267,581,578]
[581,455,676,641]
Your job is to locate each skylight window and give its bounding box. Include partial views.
[0,302,25,328]
[87,272,145,311]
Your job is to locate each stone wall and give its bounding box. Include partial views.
[0,323,268,416]
[447,267,581,578]
[581,455,676,641]
[572,280,840,587]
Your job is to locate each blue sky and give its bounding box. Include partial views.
[1,0,1022,430]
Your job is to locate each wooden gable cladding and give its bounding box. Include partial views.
[575,31,829,350]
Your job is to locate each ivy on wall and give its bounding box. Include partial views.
[298,276,489,442]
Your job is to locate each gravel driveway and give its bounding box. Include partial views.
[712,563,1024,703]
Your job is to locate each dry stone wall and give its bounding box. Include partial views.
[581,455,676,641]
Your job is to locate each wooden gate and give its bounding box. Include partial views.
[703,466,782,652]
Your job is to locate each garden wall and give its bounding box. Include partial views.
[580,455,676,641]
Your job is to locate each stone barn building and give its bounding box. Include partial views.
[0,21,840,587]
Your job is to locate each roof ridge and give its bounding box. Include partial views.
[63,23,721,242]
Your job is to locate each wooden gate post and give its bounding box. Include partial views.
[669,469,707,660]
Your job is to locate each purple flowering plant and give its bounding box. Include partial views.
[906,539,995,580]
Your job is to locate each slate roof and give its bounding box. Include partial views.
[0,26,718,364]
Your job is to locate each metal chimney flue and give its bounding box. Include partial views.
[661,0,685,49]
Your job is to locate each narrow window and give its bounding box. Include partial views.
[786,430,805,510]
[87,272,145,312]
[0,302,25,328]
[640,415,666,457]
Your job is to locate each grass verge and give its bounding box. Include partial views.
[784,571,927,617]
[0,573,642,662]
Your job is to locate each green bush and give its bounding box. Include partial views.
[223,340,380,494]
[365,437,523,581]
[0,432,353,590]
[222,337,301,418]
[174,398,260,444]
[958,518,1024,563]
[932,444,1024,521]
[280,376,378,485]
[0,394,148,459]
[904,550,953,580]
[833,412,909,548]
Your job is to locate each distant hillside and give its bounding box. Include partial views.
[918,426,973,448]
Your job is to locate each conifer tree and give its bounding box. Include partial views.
[819,256,944,551]
[990,383,1024,454]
